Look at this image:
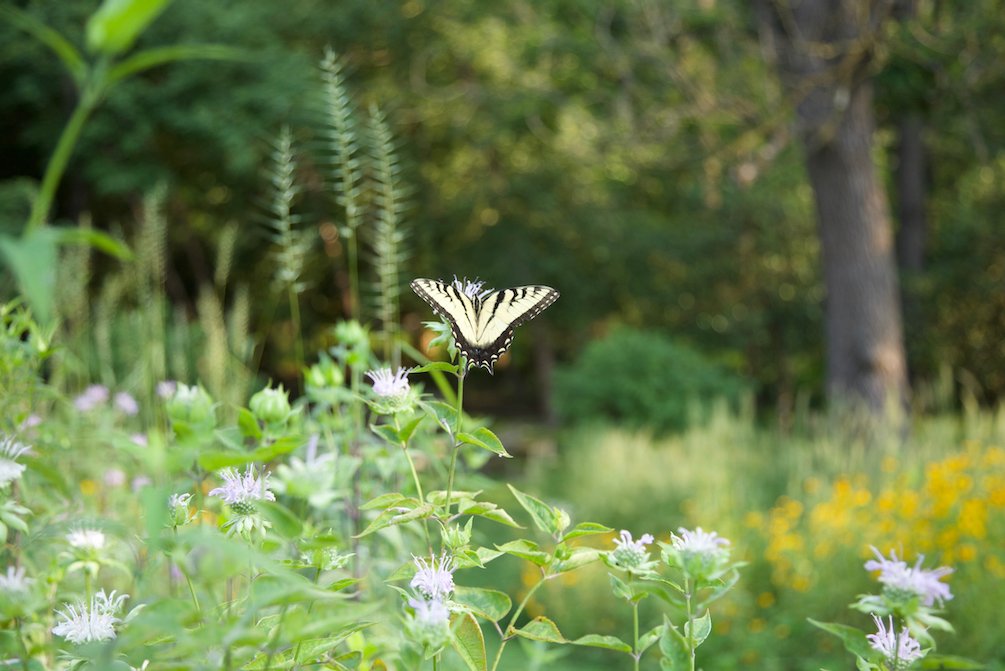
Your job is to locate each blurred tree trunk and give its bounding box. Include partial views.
[759,0,909,414]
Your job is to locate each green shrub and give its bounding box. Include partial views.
[554,327,749,433]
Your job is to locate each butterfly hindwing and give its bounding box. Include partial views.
[410,279,559,372]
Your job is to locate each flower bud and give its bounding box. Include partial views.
[166,384,215,429]
[305,356,344,390]
[249,384,293,427]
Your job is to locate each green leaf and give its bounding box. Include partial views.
[609,573,633,601]
[514,617,567,644]
[686,610,711,648]
[453,586,512,622]
[411,361,460,374]
[0,229,58,325]
[457,499,522,528]
[658,617,689,671]
[555,547,602,573]
[355,503,433,537]
[571,634,632,654]
[919,654,985,669]
[196,435,301,470]
[0,5,86,83]
[639,623,665,656]
[807,619,873,660]
[507,484,559,536]
[370,423,400,445]
[562,522,614,541]
[360,492,409,511]
[105,44,247,85]
[398,415,424,443]
[86,0,173,55]
[256,500,303,539]
[237,408,262,439]
[452,612,487,671]
[458,428,511,458]
[53,226,132,258]
[495,539,551,567]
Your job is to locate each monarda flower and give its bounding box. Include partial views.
[209,465,276,516]
[865,547,953,608]
[410,553,456,601]
[52,589,128,644]
[866,614,925,669]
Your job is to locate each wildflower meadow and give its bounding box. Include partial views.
[3,1,1005,670]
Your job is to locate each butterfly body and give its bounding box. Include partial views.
[411,278,559,372]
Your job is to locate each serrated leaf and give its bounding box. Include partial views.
[452,612,487,671]
[398,415,424,443]
[639,623,664,655]
[562,522,614,541]
[514,616,567,644]
[457,500,522,528]
[496,539,551,567]
[609,573,633,601]
[686,610,711,648]
[807,619,873,660]
[355,503,433,537]
[370,423,400,445]
[458,428,511,458]
[659,616,689,671]
[507,484,559,536]
[360,492,411,511]
[571,634,632,654]
[454,586,512,622]
[555,547,602,573]
[237,407,262,439]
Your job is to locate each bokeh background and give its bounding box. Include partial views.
[2,0,1004,668]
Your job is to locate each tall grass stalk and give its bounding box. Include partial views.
[265,125,310,373]
[366,105,410,366]
[320,48,363,320]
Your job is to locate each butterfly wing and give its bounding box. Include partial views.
[411,279,559,372]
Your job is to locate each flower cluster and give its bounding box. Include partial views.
[366,367,411,398]
[0,434,31,487]
[209,465,275,536]
[52,589,129,644]
[66,528,106,551]
[0,565,33,593]
[865,547,954,608]
[866,614,926,670]
[451,276,493,300]
[664,526,732,582]
[608,529,657,575]
[405,553,454,651]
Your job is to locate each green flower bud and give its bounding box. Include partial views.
[305,356,344,390]
[249,384,293,426]
[166,384,215,429]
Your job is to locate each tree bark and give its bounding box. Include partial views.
[759,0,909,413]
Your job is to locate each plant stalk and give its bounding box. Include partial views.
[490,572,548,671]
[444,365,465,516]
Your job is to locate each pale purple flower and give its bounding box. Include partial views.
[209,465,276,511]
[156,380,177,399]
[20,414,42,430]
[0,565,33,592]
[408,596,450,626]
[114,392,139,416]
[131,476,152,492]
[867,615,925,667]
[52,589,128,644]
[411,554,455,600]
[104,468,126,487]
[74,385,109,412]
[169,492,192,509]
[671,527,730,556]
[611,530,656,572]
[451,276,493,300]
[865,547,954,607]
[366,367,411,398]
[66,528,106,551]
[129,433,148,448]
[0,435,31,487]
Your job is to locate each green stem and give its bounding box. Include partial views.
[394,416,432,551]
[444,366,465,516]
[632,600,640,671]
[347,229,359,320]
[14,618,30,671]
[28,93,96,231]
[288,284,304,374]
[490,572,548,671]
[684,576,696,671]
[291,566,322,670]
